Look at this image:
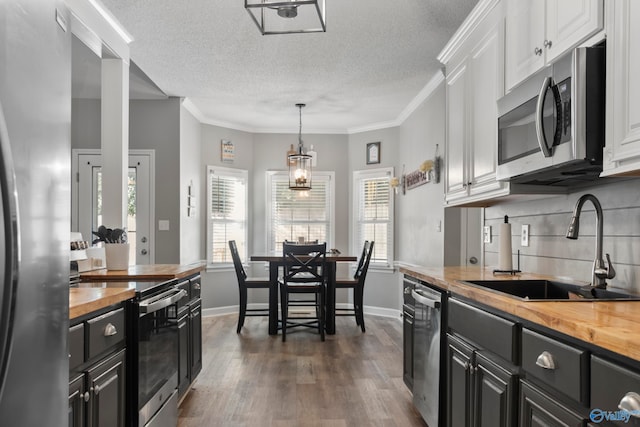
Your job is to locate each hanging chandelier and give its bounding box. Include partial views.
[244,0,326,35]
[288,103,312,191]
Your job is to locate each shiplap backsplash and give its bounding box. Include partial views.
[484,179,640,293]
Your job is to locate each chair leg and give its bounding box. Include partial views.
[237,286,248,333]
[319,287,325,341]
[356,287,365,333]
[280,285,288,342]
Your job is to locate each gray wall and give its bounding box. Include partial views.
[179,103,203,264]
[129,99,181,263]
[71,99,100,149]
[485,179,640,293]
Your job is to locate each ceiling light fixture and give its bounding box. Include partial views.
[288,103,312,191]
[245,0,326,35]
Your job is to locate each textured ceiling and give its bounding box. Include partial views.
[93,0,479,133]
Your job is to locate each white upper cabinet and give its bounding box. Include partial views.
[505,0,603,92]
[601,0,640,177]
[441,1,508,206]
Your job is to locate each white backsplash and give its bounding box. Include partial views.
[484,178,640,293]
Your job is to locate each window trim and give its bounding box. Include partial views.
[265,170,335,253]
[352,167,394,269]
[206,165,248,269]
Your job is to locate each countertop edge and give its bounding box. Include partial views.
[70,288,135,320]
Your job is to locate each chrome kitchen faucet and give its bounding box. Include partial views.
[566,194,616,288]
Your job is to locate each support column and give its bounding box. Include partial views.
[101,57,129,229]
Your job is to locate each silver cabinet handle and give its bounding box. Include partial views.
[619,392,640,417]
[543,39,552,49]
[103,323,117,337]
[535,351,556,370]
[193,283,201,290]
[534,47,543,56]
[93,385,100,395]
[83,391,90,402]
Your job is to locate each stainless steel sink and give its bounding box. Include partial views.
[460,279,640,301]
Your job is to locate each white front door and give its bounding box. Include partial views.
[72,149,155,265]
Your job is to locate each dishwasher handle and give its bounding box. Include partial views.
[412,290,441,309]
[139,288,187,314]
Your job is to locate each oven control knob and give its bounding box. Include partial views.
[141,249,148,255]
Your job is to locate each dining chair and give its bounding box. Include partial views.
[280,242,327,342]
[229,240,272,333]
[335,240,374,332]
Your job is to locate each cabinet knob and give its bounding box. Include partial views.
[619,392,640,418]
[543,39,552,49]
[464,362,470,371]
[194,283,201,290]
[103,323,117,337]
[534,47,543,56]
[93,385,101,395]
[535,351,556,370]
[83,391,90,402]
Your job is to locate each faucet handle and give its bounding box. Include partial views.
[605,253,616,280]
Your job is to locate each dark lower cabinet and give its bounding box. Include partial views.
[402,304,414,389]
[520,381,584,427]
[69,349,126,427]
[178,297,203,400]
[447,333,517,427]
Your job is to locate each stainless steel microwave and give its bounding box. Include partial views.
[496,45,605,186]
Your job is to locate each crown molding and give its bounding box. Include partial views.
[437,0,501,65]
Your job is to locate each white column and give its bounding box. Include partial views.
[101,58,129,228]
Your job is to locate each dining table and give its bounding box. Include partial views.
[250,253,358,335]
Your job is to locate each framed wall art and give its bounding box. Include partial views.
[366,142,380,164]
[221,139,234,163]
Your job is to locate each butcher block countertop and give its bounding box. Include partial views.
[70,263,205,320]
[400,265,640,364]
[79,263,205,281]
[70,286,135,320]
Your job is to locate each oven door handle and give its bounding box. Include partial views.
[412,290,441,309]
[139,288,187,314]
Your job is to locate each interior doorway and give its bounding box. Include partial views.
[72,149,155,265]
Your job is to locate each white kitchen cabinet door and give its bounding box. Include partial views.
[505,1,545,91]
[545,0,603,63]
[445,61,469,204]
[468,19,507,199]
[505,0,602,92]
[601,0,640,177]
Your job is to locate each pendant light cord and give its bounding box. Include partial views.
[297,103,305,153]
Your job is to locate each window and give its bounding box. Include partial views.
[266,171,335,254]
[207,166,248,266]
[353,167,394,267]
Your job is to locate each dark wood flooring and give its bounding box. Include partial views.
[178,314,427,427]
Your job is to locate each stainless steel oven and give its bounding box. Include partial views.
[128,282,187,427]
[496,44,605,186]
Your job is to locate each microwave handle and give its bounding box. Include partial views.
[535,76,554,158]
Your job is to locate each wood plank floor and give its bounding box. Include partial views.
[178,314,427,427]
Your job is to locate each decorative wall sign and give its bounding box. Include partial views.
[405,169,430,190]
[221,139,234,163]
[366,142,380,164]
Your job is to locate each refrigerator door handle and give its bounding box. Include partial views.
[0,100,20,400]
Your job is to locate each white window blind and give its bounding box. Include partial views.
[207,166,248,265]
[353,168,393,266]
[266,171,335,254]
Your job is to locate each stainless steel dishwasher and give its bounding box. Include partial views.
[411,278,446,427]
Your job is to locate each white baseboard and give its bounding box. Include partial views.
[203,303,401,321]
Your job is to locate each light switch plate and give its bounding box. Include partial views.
[521,224,530,247]
[483,226,491,243]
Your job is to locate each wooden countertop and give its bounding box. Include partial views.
[71,263,205,320]
[399,265,640,363]
[79,263,205,281]
[70,286,135,320]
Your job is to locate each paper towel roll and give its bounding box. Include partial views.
[499,222,512,271]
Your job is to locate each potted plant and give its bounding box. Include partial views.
[93,225,130,270]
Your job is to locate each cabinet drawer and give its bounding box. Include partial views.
[448,298,518,364]
[521,328,588,405]
[520,380,584,427]
[591,355,640,426]
[69,323,85,371]
[87,308,125,360]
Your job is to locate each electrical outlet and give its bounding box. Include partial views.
[521,224,530,247]
[483,226,492,243]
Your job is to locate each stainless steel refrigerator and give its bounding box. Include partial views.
[0,0,71,425]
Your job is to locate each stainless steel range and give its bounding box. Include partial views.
[127,280,187,427]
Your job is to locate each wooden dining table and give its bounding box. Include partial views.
[250,253,357,335]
